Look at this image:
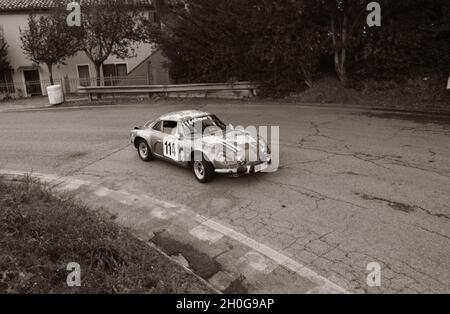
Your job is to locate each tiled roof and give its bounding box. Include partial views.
[0,0,152,12]
[0,0,57,11]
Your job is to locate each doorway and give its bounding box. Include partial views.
[77,65,91,87]
[23,69,42,96]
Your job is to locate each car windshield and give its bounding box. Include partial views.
[181,115,226,136]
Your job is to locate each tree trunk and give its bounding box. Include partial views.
[94,63,102,99]
[302,68,313,89]
[94,63,102,87]
[331,15,349,87]
[47,63,54,86]
[334,49,348,87]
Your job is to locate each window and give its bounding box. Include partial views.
[103,63,128,86]
[0,69,14,94]
[162,121,178,135]
[116,64,127,77]
[152,121,162,131]
[77,65,91,87]
[181,115,226,136]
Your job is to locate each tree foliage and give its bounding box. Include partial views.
[76,0,145,85]
[352,0,450,80]
[145,0,450,94]
[20,7,78,85]
[305,0,371,86]
[0,33,10,74]
[155,0,325,96]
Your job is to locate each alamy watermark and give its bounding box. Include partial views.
[366,262,382,287]
[367,2,382,27]
[66,2,382,28]
[66,2,81,27]
[66,262,81,287]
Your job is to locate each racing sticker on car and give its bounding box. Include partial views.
[163,136,180,161]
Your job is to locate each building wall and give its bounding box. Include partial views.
[0,11,169,97]
[149,49,171,85]
[125,49,171,85]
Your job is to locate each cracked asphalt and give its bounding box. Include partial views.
[0,101,449,293]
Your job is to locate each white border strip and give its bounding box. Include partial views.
[0,169,348,294]
[198,218,348,294]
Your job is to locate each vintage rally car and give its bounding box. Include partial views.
[130,110,272,183]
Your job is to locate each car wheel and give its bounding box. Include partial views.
[192,160,214,183]
[137,139,153,162]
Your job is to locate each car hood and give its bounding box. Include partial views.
[199,129,259,153]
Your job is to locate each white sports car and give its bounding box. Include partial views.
[130,110,272,183]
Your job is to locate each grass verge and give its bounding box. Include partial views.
[286,76,450,112]
[0,175,214,294]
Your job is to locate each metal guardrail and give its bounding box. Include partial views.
[77,82,258,100]
[67,76,150,93]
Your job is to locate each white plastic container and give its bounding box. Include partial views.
[47,85,64,105]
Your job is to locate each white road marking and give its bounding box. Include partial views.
[55,179,89,191]
[0,169,348,294]
[189,224,225,243]
[199,219,348,293]
[140,193,180,209]
[239,251,276,274]
[151,207,178,220]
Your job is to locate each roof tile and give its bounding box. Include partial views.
[0,0,151,12]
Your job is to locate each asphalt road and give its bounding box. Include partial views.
[1,101,449,293]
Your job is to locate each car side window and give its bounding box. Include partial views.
[162,121,178,135]
[153,121,162,131]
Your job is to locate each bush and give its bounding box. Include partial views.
[351,0,450,80]
[0,176,211,293]
[157,0,325,97]
[153,0,450,97]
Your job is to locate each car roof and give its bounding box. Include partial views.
[159,110,211,122]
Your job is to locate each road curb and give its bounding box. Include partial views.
[0,170,221,294]
[0,169,349,294]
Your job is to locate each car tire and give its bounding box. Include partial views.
[136,139,153,162]
[192,160,215,183]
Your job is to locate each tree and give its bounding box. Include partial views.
[306,0,450,86]
[151,0,450,94]
[20,8,78,85]
[0,33,10,75]
[253,0,326,92]
[304,0,369,87]
[77,0,144,86]
[353,0,450,80]
[154,0,324,95]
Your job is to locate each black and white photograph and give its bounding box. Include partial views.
[0,0,449,306]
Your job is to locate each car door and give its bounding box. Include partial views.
[150,120,165,157]
[151,120,181,161]
[160,120,181,162]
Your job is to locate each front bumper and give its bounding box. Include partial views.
[215,160,270,175]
